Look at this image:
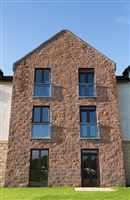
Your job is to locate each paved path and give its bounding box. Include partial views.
[75,187,115,192]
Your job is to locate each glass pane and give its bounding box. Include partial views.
[31,150,40,169]
[80,124,89,137]
[34,84,50,97]
[41,150,48,158]
[35,69,42,83]
[87,72,94,83]
[41,150,48,169]
[79,73,87,83]
[43,69,50,83]
[87,84,94,96]
[90,124,97,137]
[32,124,50,139]
[79,84,94,96]
[80,124,97,138]
[79,85,87,96]
[42,107,49,122]
[40,150,48,186]
[90,111,96,124]
[32,150,39,160]
[33,107,41,122]
[81,111,87,123]
[30,169,41,184]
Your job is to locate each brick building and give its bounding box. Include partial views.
[5,30,125,187]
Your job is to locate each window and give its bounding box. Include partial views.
[80,106,98,138]
[34,69,51,97]
[79,69,94,97]
[32,106,50,139]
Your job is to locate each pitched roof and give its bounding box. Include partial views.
[116,75,130,82]
[13,29,116,70]
[123,65,130,76]
[116,65,130,82]
[0,69,13,81]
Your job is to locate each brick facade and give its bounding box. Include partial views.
[0,141,8,186]
[5,30,125,187]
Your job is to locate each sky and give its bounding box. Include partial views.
[0,0,130,75]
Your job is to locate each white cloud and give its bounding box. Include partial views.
[115,16,130,25]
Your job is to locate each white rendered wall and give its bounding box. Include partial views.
[117,82,130,140]
[0,82,12,140]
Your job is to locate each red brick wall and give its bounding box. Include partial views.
[5,31,125,187]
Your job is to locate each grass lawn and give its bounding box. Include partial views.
[0,187,130,200]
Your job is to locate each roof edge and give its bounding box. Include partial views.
[13,30,69,71]
[0,75,13,81]
[13,29,116,71]
[67,30,116,66]
[116,75,130,82]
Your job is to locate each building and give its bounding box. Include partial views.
[117,66,130,186]
[0,70,12,186]
[4,30,125,187]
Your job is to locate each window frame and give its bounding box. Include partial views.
[32,106,49,124]
[80,106,99,139]
[78,68,95,98]
[33,68,51,97]
[32,106,50,140]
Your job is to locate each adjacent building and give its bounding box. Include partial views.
[117,66,130,186]
[0,70,12,186]
[4,30,125,187]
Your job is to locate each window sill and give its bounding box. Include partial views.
[79,96,97,99]
[33,96,52,99]
[31,137,51,140]
[80,137,100,140]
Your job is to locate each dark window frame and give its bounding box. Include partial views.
[34,68,51,97]
[80,106,98,139]
[34,68,50,84]
[32,106,50,124]
[80,106,96,124]
[32,106,50,139]
[29,149,49,187]
[81,149,100,187]
[78,68,95,97]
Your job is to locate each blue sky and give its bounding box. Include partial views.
[0,0,129,75]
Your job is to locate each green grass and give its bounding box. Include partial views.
[0,187,130,200]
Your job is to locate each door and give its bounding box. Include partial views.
[81,149,99,187]
[29,149,49,187]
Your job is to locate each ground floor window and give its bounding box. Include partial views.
[81,149,100,187]
[29,149,100,187]
[29,149,49,187]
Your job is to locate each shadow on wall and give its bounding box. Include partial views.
[96,86,110,102]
